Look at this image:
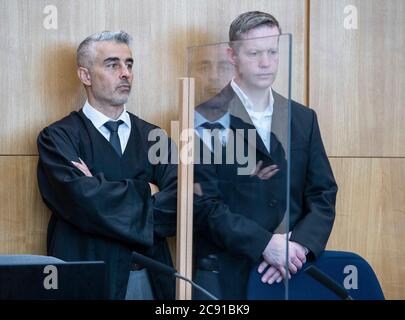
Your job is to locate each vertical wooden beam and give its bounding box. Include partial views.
[176,78,195,300]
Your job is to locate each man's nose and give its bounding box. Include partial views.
[258,53,271,67]
[120,64,131,79]
[208,67,219,81]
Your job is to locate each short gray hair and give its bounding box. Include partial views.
[229,11,281,42]
[76,31,132,68]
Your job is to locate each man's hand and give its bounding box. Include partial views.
[258,261,283,284]
[261,233,308,282]
[250,160,279,180]
[262,233,291,279]
[289,241,307,270]
[71,158,92,177]
[193,182,203,196]
[149,183,159,195]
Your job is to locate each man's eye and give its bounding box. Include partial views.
[126,63,133,70]
[249,52,257,56]
[107,63,117,68]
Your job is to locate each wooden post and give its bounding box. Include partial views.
[176,78,195,300]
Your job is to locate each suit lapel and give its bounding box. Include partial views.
[270,91,290,160]
[195,84,290,162]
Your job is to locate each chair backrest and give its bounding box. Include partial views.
[247,250,385,300]
[0,254,66,265]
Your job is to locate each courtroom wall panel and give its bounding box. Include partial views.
[310,0,405,157]
[0,0,306,155]
[310,0,405,300]
[0,0,306,257]
[328,158,405,299]
[0,156,49,254]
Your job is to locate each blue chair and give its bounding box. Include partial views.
[247,250,384,300]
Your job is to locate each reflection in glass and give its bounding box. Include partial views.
[188,45,235,108]
[189,34,291,300]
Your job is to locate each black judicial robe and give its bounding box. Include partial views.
[37,109,177,299]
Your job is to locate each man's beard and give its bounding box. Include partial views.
[110,97,129,106]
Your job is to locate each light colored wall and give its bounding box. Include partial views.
[310,0,405,299]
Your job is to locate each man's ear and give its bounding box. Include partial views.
[227,47,237,66]
[77,67,91,86]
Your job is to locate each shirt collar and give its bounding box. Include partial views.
[194,110,230,129]
[230,79,274,117]
[82,100,131,130]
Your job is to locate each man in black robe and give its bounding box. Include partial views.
[37,31,177,299]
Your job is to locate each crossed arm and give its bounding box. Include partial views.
[72,158,160,195]
[72,151,308,285]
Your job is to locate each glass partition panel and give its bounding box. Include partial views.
[187,33,292,300]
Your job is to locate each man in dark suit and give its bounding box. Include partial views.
[193,11,337,299]
[37,31,177,299]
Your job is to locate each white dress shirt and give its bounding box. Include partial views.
[231,80,274,153]
[82,100,131,152]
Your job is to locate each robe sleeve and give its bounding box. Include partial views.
[150,138,178,239]
[37,125,154,247]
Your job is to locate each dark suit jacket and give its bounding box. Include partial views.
[193,84,337,299]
